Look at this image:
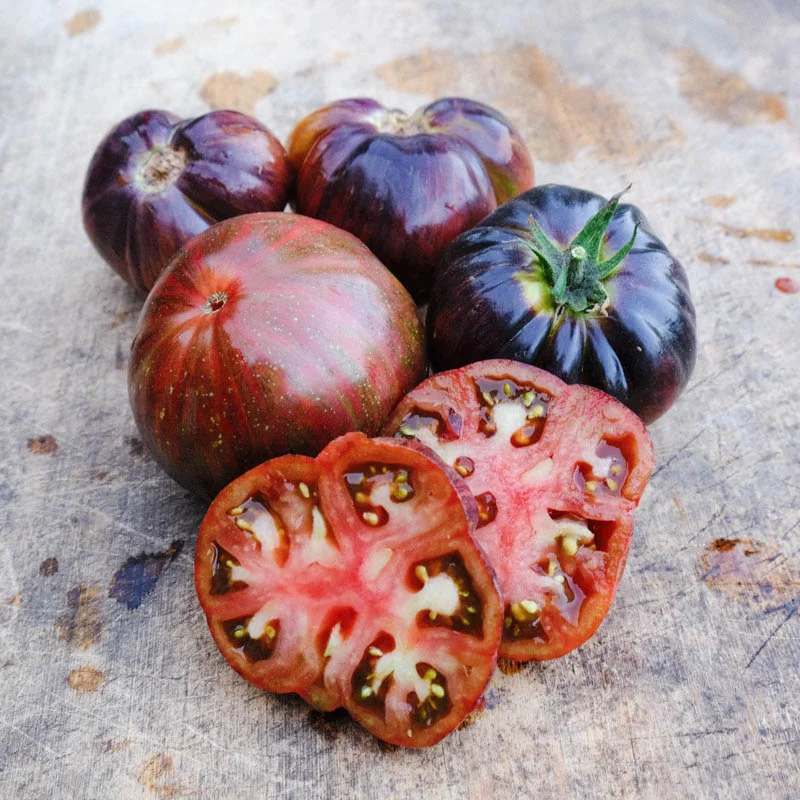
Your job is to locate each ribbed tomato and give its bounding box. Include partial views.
[287,97,534,301]
[427,185,696,422]
[195,433,503,748]
[82,109,293,293]
[129,213,426,499]
[382,360,655,661]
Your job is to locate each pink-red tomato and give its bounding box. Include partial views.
[194,432,503,748]
[129,213,427,499]
[382,360,655,661]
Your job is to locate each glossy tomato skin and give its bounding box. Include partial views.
[382,359,655,661]
[129,213,427,500]
[82,109,294,293]
[195,432,503,748]
[288,97,534,301]
[428,185,696,422]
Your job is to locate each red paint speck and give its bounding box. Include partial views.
[775,277,799,294]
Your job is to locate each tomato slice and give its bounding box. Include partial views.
[195,432,502,747]
[381,359,654,661]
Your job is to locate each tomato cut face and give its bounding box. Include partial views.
[381,360,655,661]
[195,433,502,748]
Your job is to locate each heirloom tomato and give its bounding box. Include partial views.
[383,360,655,661]
[129,213,426,499]
[287,97,534,301]
[195,432,502,748]
[427,185,696,422]
[83,109,293,292]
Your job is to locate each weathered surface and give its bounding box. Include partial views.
[1,0,798,797]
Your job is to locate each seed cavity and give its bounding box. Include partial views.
[222,615,280,662]
[410,553,483,637]
[209,543,248,595]
[474,376,551,444]
[345,463,416,528]
[393,407,462,444]
[453,455,475,478]
[475,491,498,528]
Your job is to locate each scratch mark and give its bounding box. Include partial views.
[651,429,705,479]
[746,605,798,669]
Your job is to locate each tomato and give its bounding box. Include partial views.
[427,185,696,422]
[82,109,293,293]
[382,360,655,661]
[129,213,426,499]
[287,97,534,301]
[195,432,503,748]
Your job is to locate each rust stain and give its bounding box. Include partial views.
[68,665,105,694]
[377,47,459,96]
[137,754,182,798]
[155,36,185,56]
[721,223,794,243]
[673,48,788,126]
[697,538,800,608]
[39,557,59,576]
[199,70,278,115]
[8,593,21,606]
[56,585,102,650]
[748,258,800,269]
[208,15,238,27]
[702,195,737,209]
[697,252,729,265]
[378,45,653,163]
[65,8,101,37]
[28,434,58,455]
[776,277,799,294]
[497,657,527,676]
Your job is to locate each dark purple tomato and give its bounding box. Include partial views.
[287,97,534,302]
[427,185,697,423]
[128,212,427,500]
[82,109,294,293]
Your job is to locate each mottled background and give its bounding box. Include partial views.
[1,1,798,798]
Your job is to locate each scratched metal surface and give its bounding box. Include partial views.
[1,0,799,798]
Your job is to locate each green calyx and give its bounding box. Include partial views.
[524,186,640,315]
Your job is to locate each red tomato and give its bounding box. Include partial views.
[129,213,427,499]
[195,432,503,748]
[382,360,655,661]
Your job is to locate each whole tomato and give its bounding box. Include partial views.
[427,185,697,422]
[82,109,294,293]
[129,213,427,499]
[287,97,534,301]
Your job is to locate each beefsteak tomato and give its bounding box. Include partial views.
[287,97,534,301]
[83,109,294,292]
[129,213,426,499]
[382,359,655,661]
[427,185,696,422]
[195,432,503,748]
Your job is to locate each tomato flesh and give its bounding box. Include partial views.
[195,432,502,747]
[382,359,654,661]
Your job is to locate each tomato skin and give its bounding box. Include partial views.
[195,432,503,748]
[288,97,534,302]
[82,109,294,292]
[129,213,426,499]
[382,359,655,661]
[427,184,696,422]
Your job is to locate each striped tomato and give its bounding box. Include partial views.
[129,213,427,499]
